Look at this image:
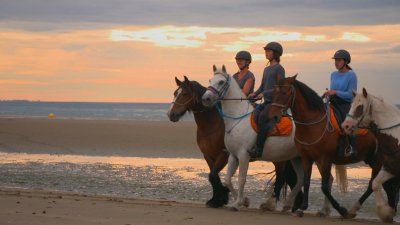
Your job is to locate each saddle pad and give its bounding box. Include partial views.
[251,113,293,136]
[329,107,368,136]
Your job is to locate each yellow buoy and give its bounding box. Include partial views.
[48,113,56,119]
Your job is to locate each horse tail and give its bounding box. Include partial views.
[335,165,348,193]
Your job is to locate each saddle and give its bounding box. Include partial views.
[250,106,293,137]
[329,106,368,136]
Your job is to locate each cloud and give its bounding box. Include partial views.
[0,0,399,32]
[341,32,370,42]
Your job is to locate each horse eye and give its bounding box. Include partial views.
[354,105,364,117]
[218,80,224,85]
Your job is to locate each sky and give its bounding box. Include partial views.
[0,0,399,103]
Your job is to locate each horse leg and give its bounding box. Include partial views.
[282,157,304,212]
[207,151,230,208]
[382,177,399,212]
[229,151,251,211]
[206,151,229,208]
[260,161,286,211]
[295,156,313,217]
[372,169,396,222]
[224,154,239,204]
[318,162,349,218]
[348,160,380,218]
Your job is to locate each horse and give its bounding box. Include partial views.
[268,75,399,219]
[201,65,305,212]
[168,75,302,210]
[342,88,400,222]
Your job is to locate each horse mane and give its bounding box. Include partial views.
[293,80,325,112]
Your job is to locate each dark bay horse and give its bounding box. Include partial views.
[268,75,398,218]
[168,76,301,210]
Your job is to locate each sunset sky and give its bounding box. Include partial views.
[0,0,399,103]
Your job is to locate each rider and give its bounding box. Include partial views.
[248,42,285,158]
[233,51,255,96]
[322,49,358,156]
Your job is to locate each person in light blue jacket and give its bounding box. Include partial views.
[323,49,357,120]
[323,49,357,156]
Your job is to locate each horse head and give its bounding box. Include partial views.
[168,75,198,122]
[202,65,230,107]
[269,75,298,123]
[342,88,373,134]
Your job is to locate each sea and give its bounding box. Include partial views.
[0,101,399,222]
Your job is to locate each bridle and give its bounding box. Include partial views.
[345,97,372,129]
[207,73,231,101]
[347,99,400,132]
[171,87,205,113]
[270,84,296,115]
[271,83,334,146]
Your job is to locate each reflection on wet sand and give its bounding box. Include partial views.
[0,152,395,221]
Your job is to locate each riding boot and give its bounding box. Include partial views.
[249,125,271,159]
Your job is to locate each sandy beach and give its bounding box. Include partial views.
[0,188,385,225]
[0,118,200,158]
[0,118,396,224]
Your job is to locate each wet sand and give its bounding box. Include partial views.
[0,188,385,225]
[0,118,200,158]
[0,118,394,224]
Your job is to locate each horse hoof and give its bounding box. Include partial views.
[228,206,239,211]
[281,205,291,212]
[243,197,250,208]
[344,212,357,219]
[377,205,395,222]
[294,210,304,217]
[206,199,218,208]
[348,202,361,215]
[260,203,274,212]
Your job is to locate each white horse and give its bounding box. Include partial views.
[342,88,400,222]
[201,65,305,211]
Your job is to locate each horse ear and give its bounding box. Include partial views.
[222,65,226,73]
[293,73,298,80]
[352,90,357,97]
[213,65,217,72]
[362,88,368,98]
[175,77,182,86]
[184,75,189,82]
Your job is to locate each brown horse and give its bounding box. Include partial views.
[168,76,302,210]
[268,75,398,218]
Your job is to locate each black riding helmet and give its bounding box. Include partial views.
[263,42,283,56]
[332,49,351,64]
[235,51,252,63]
